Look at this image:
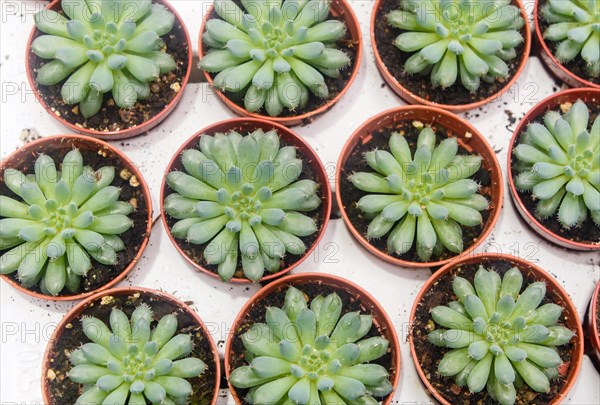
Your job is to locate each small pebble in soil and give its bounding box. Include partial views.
[560,102,573,113]
[119,168,133,180]
[100,296,115,305]
[129,175,140,187]
[119,109,134,123]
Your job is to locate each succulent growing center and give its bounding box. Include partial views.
[91,28,120,49]
[83,18,127,60]
[483,321,516,346]
[226,187,262,221]
[405,175,435,207]
[262,22,290,52]
[442,9,475,40]
[121,345,156,384]
[42,202,76,232]
[565,149,594,177]
[298,345,328,376]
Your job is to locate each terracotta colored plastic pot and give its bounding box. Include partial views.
[371,0,531,111]
[336,106,503,268]
[225,272,401,404]
[507,88,600,250]
[585,280,600,371]
[41,287,221,405]
[26,0,193,140]
[160,118,332,283]
[534,0,600,89]
[409,253,584,405]
[0,135,152,300]
[198,0,362,126]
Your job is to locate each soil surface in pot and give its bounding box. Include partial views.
[30,1,189,133]
[511,102,600,245]
[229,282,396,404]
[339,120,492,263]
[412,259,575,404]
[202,2,358,124]
[374,0,526,105]
[537,1,599,86]
[45,291,217,404]
[0,145,149,296]
[164,138,325,281]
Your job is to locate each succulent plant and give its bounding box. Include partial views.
[542,0,600,78]
[388,0,525,91]
[164,129,321,282]
[199,0,351,116]
[32,0,177,118]
[68,303,206,404]
[229,286,393,404]
[427,266,574,405]
[0,150,133,295]
[513,100,600,229]
[349,126,488,262]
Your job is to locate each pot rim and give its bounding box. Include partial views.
[506,87,600,250]
[533,0,600,89]
[0,134,153,301]
[197,0,363,126]
[370,0,532,111]
[224,271,402,405]
[159,117,332,283]
[40,286,222,405]
[335,105,503,268]
[589,281,600,360]
[25,0,193,140]
[408,253,584,405]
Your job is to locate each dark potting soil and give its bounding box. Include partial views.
[229,282,396,404]
[374,0,526,105]
[0,143,149,296]
[164,138,325,282]
[412,260,575,404]
[537,1,600,86]
[202,3,358,123]
[339,121,492,263]
[511,102,600,245]
[30,1,189,133]
[45,291,217,404]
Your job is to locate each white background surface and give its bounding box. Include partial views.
[1,0,599,404]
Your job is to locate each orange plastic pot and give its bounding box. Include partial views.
[160,118,332,283]
[371,0,532,111]
[25,0,193,140]
[534,0,600,89]
[225,272,402,404]
[585,281,600,371]
[409,253,584,404]
[41,287,221,404]
[507,88,600,250]
[336,106,503,268]
[0,135,152,300]
[198,0,362,126]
